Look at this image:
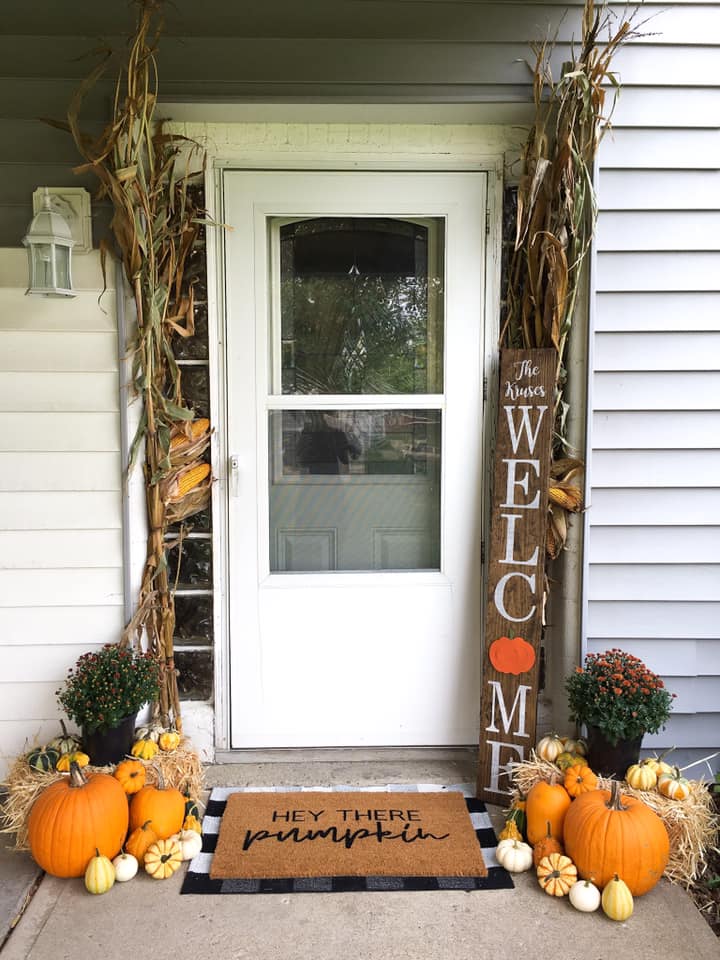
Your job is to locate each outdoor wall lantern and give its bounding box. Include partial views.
[22,187,92,298]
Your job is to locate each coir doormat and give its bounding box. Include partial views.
[181,784,515,894]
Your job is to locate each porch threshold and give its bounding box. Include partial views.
[213,746,476,764]
[205,748,479,794]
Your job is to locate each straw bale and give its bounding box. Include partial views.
[0,738,205,852]
[141,737,205,800]
[507,754,719,888]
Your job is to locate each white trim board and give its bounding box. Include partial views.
[158,102,535,125]
[158,116,516,752]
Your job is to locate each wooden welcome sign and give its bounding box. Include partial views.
[477,349,555,804]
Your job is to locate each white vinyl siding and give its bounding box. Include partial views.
[0,250,123,777]
[587,2,720,770]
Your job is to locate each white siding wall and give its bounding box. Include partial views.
[0,250,123,778]
[588,3,720,771]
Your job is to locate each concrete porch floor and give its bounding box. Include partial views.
[1,754,718,960]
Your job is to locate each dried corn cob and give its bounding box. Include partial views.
[546,516,559,559]
[177,463,210,497]
[170,418,210,450]
[163,462,212,504]
[548,483,583,511]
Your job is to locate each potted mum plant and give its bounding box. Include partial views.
[56,643,161,765]
[565,648,676,778]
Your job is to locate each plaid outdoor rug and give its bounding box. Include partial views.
[181,783,515,895]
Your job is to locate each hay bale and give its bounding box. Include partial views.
[0,737,205,852]
[507,753,719,888]
[142,737,205,801]
[0,759,63,849]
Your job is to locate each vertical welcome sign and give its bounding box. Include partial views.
[477,349,555,804]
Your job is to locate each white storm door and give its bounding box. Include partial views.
[224,169,486,748]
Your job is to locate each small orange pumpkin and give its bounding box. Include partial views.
[536,852,577,897]
[532,820,564,867]
[563,764,598,798]
[27,762,129,878]
[128,766,185,839]
[526,776,572,846]
[124,819,159,862]
[114,759,146,795]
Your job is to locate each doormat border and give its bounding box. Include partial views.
[181,783,514,895]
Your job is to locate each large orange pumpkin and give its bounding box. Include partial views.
[27,762,129,878]
[563,780,670,896]
[526,777,572,845]
[129,767,185,839]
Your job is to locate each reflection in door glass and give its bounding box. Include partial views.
[269,410,441,572]
[279,218,444,395]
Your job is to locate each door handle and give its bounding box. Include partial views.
[229,454,240,497]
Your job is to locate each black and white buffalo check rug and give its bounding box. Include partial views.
[180,783,515,894]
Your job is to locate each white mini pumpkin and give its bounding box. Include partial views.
[112,851,139,882]
[569,879,601,912]
[494,838,533,873]
[169,828,203,861]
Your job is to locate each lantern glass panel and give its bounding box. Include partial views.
[56,246,71,291]
[33,244,54,289]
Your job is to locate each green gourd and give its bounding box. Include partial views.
[27,746,60,772]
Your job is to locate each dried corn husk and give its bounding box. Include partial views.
[500,1,639,564]
[57,0,213,732]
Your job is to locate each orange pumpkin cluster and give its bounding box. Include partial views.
[498,735,675,919]
[26,758,202,893]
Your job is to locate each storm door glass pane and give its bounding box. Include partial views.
[269,410,441,572]
[279,218,444,395]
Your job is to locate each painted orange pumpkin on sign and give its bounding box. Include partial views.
[489,635,536,675]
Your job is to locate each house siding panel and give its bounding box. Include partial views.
[588,2,720,768]
[0,250,122,775]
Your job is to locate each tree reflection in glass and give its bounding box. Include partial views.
[280,218,444,396]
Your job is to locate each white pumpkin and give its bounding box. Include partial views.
[562,737,587,757]
[535,734,564,763]
[169,829,203,861]
[569,879,601,912]
[112,851,139,882]
[494,838,533,873]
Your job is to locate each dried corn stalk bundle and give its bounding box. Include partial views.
[55,0,212,732]
[500,1,639,559]
[508,755,719,887]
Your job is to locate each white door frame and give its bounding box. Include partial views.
[203,136,506,755]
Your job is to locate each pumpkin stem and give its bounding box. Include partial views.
[150,763,166,791]
[606,779,628,812]
[59,718,69,738]
[69,760,88,788]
